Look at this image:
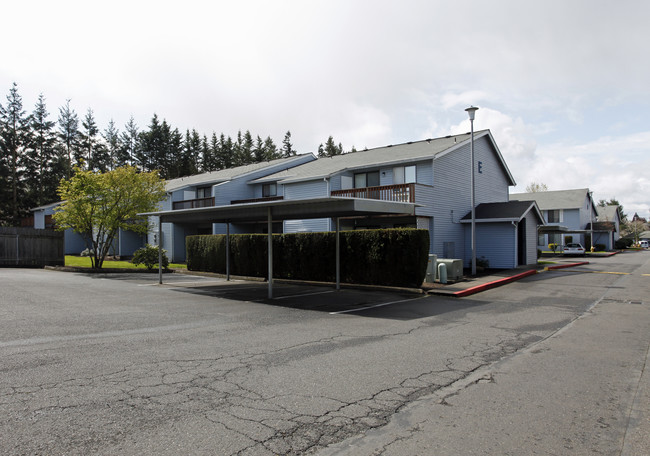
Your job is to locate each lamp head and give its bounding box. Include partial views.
[465,105,479,121]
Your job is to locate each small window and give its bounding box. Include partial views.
[197,186,211,199]
[263,183,277,197]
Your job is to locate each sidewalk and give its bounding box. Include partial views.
[423,258,605,297]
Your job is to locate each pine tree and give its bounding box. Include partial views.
[119,116,139,168]
[25,93,58,208]
[103,119,121,170]
[323,136,343,157]
[0,83,29,225]
[79,108,99,169]
[57,100,79,177]
[281,130,295,157]
[218,134,234,169]
[263,136,280,161]
[253,135,265,162]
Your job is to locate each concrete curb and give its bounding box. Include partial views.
[451,269,539,298]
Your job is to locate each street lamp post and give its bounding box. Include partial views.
[465,106,479,276]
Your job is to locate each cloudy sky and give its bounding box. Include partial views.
[3,0,649,217]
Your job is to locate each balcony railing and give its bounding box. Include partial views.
[231,196,284,205]
[331,183,415,203]
[172,196,215,210]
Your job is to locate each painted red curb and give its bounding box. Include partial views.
[546,261,589,270]
[453,268,538,298]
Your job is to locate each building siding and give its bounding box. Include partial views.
[466,222,516,269]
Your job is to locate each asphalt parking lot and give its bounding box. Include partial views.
[1,253,648,455]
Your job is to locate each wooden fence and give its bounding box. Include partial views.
[0,227,64,267]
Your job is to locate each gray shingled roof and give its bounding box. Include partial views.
[250,130,515,185]
[164,154,314,192]
[596,205,620,222]
[510,188,591,210]
[460,201,544,223]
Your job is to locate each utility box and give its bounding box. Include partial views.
[425,254,437,282]
[437,258,463,281]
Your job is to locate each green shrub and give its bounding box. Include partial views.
[132,244,169,270]
[186,228,429,287]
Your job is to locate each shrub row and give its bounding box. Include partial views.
[186,228,429,288]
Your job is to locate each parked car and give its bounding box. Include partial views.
[563,243,586,256]
[640,240,649,248]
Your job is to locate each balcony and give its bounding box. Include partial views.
[172,196,215,210]
[231,196,284,205]
[331,183,415,203]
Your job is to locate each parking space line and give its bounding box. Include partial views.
[330,295,427,315]
[274,290,336,300]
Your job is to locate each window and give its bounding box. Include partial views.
[404,165,416,183]
[197,186,211,199]
[263,183,277,197]
[547,209,561,223]
[393,165,416,184]
[354,171,379,188]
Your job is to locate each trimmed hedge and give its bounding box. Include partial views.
[186,228,429,288]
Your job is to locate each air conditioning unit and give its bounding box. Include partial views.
[437,258,463,281]
[425,254,437,282]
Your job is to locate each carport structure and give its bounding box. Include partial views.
[141,197,418,298]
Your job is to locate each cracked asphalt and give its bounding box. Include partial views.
[1,252,648,455]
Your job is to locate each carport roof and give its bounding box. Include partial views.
[140,197,419,224]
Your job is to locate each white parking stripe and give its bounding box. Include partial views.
[330,295,427,314]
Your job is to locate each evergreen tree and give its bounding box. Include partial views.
[118,116,139,168]
[253,135,265,162]
[103,119,121,170]
[179,129,201,177]
[199,135,210,173]
[57,100,80,177]
[25,93,58,209]
[217,133,233,169]
[281,130,295,157]
[202,132,221,172]
[138,114,161,173]
[79,108,99,169]
[263,136,280,161]
[0,83,29,225]
[239,130,254,165]
[324,136,343,157]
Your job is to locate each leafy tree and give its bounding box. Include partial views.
[57,99,80,177]
[53,165,167,269]
[281,130,295,157]
[525,182,548,193]
[0,82,29,225]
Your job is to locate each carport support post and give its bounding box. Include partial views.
[268,207,273,299]
[158,216,163,285]
[226,222,230,281]
[335,217,340,290]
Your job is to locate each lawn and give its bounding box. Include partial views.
[65,256,186,270]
